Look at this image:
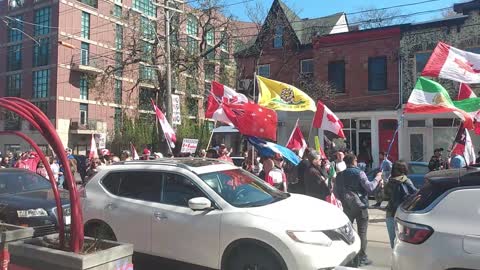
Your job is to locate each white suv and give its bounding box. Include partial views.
[393,168,480,270]
[82,159,360,270]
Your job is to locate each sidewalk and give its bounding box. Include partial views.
[360,204,392,270]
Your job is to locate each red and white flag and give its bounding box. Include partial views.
[457,83,480,135]
[206,81,249,125]
[452,123,476,165]
[151,100,176,148]
[88,134,98,160]
[222,102,278,141]
[422,42,480,83]
[286,120,307,157]
[312,100,345,138]
[130,142,140,160]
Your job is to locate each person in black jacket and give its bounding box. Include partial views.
[335,154,382,267]
[295,148,312,195]
[304,150,330,201]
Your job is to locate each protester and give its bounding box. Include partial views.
[450,154,466,168]
[385,160,417,248]
[373,151,393,208]
[121,150,132,161]
[1,157,11,168]
[86,158,103,182]
[428,148,446,171]
[100,149,112,165]
[154,152,163,159]
[49,157,60,185]
[259,156,274,181]
[218,144,233,163]
[111,156,121,163]
[198,149,206,158]
[265,153,287,192]
[6,152,15,167]
[332,150,347,173]
[142,148,151,160]
[295,148,311,195]
[304,150,330,201]
[335,154,383,266]
[74,154,88,183]
[36,162,49,179]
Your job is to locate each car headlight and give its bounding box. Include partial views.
[17,208,48,218]
[287,230,332,247]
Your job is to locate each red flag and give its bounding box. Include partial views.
[88,134,99,160]
[221,102,277,141]
[206,81,249,125]
[151,100,176,148]
[312,100,345,138]
[286,121,307,157]
[130,142,140,160]
[456,83,480,135]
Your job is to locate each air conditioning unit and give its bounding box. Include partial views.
[237,79,251,92]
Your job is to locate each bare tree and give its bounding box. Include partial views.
[351,6,411,30]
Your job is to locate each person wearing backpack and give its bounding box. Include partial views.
[384,160,417,248]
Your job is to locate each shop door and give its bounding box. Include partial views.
[407,130,427,162]
[379,119,399,162]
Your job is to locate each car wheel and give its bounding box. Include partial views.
[84,222,116,241]
[226,246,284,270]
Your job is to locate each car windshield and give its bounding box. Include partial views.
[0,171,52,194]
[198,169,289,208]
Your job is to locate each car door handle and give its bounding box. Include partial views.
[153,212,168,221]
[105,203,117,210]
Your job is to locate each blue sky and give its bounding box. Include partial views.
[227,0,460,23]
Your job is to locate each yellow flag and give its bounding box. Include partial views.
[257,75,316,111]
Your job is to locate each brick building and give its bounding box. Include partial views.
[398,0,480,163]
[0,0,247,154]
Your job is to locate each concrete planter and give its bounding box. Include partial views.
[9,234,133,270]
[0,224,34,246]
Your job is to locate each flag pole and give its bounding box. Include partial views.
[385,113,404,162]
[252,72,257,170]
[206,121,217,150]
[307,116,315,145]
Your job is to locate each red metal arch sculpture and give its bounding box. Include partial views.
[0,98,83,252]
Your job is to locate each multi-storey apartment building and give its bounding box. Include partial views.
[0,0,251,154]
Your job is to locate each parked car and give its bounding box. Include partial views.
[82,158,360,270]
[367,161,429,188]
[0,168,70,236]
[393,167,480,270]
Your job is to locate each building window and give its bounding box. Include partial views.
[115,24,123,49]
[368,56,387,91]
[81,42,89,65]
[80,103,88,125]
[206,26,215,45]
[78,0,98,8]
[133,0,156,17]
[32,101,48,115]
[433,118,461,127]
[258,64,270,78]
[187,97,198,117]
[7,44,22,71]
[8,15,23,42]
[79,76,88,100]
[115,52,123,77]
[407,120,426,127]
[114,108,122,134]
[186,15,198,36]
[273,25,283,48]
[328,60,345,93]
[139,65,155,82]
[415,52,432,76]
[34,7,51,36]
[140,17,155,40]
[300,59,314,74]
[5,112,21,131]
[220,31,228,51]
[139,88,155,110]
[186,77,196,94]
[114,79,122,104]
[7,74,22,97]
[141,41,153,62]
[81,12,90,39]
[205,63,215,81]
[33,37,50,67]
[187,36,198,54]
[113,4,122,18]
[33,69,50,98]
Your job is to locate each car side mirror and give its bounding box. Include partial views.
[188,197,212,211]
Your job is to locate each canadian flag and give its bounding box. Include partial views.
[206,81,249,125]
[422,42,480,83]
[457,83,480,135]
[88,134,98,160]
[130,142,140,160]
[151,100,176,148]
[286,121,307,157]
[312,100,346,138]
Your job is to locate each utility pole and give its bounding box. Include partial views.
[152,0,183,124]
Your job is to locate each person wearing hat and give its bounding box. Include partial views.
[265,153,287,192]
[304,150,330,201]
[428,148,446,171]
[121,150,132,161]
[142,148,151,160]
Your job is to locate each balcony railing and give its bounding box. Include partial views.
[70,54,106,75]
[70,118,105,134]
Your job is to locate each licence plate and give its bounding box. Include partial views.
[64,216,71,225]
